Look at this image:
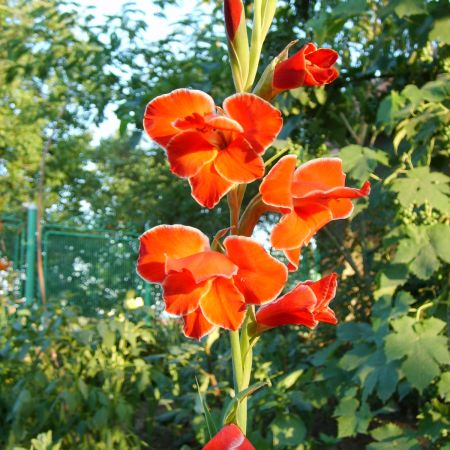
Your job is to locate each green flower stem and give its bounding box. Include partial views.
[239,310,254,433]
[229,329,246,431]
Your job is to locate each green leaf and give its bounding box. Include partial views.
[195,377,217,439]
[271,414,306,447]
[276,369,303,390]
[334,394,371,438]
[223,381,269,425]
[340,145,388,183]
[368,423,421,449]
[429,18,450,45]
[391,167,450,214]
[392,0,427,18]
[375,264,409,299]
[437,372,450,402]
[394,224,450,279]
[385,316,450,392]
[427,224,450,263]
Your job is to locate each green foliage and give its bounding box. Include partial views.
[1,0,449,448]
[385,316,450,392]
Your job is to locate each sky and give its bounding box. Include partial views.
[75,0,201,143]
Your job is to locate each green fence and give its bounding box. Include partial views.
[42,225,151,314]
[1,212,151,314]
[0,216,25,269]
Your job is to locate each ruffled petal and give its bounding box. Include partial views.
[143,89,215,147]
[214,137,264,183]
[189,162,234,209]
[298,180,371,200]
[137,225,210,283]
[166,130,217,178]
[199,278,246,330]
[162,271,212,316]
[307,66,339,84]
[224,236,287,304]
[306,48,338,68]
[256,284,317,329]
[314,307,337,324]
[166,251,238,283]
[259,154,297,212]
[223,93,282,154]
[203,424,255,450]
[303,273,337,310]
[183,307,216,340]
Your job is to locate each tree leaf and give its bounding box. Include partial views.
[391,167,450,213]
[385,316,450,392]
[271,414,306,446]
[340,145,389,183]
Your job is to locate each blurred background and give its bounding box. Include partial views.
[0,0,449,449]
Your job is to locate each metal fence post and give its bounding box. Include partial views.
[144,282,152,307]
[25,204,37,305]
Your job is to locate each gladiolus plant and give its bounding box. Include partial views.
[137,1,370,447]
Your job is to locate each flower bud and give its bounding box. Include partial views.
[254,42,339,101]
[224,0,250,92]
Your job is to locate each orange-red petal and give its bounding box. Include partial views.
[162,271,212,316]
[223,93,282,154]
[224,236,287,304]
[303,273,337,310]
[199,278,246,330]
[166,130,217,178]
[214,137,264,183]
[284,247,301,272]
[137,225,210,283]
[203,424,255,450]
[205,115,244,133]
[259,154,296,212]
[297,180,371,200]
[256,284,317,329]
[292,158,345,193]
[307,48,338,67]
[271,203,332,250]
[322,198,354,219]
[189,162,234,209]
[143,89,215,147]
[183,307,215,340]
[166,251,238,283]
[315,307,337,324]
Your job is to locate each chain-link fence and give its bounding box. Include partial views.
[0,216,25,269]
[0,213,151,314]
[42,225,150,314]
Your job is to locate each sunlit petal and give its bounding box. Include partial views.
[137,225,210,283]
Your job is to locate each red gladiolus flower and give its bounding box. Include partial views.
[259,155,370,271]
[143,89,282,209]
[256,273,338,330]
[137,225,287,339]
[203,424,255,450]
[273,43,339,90]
